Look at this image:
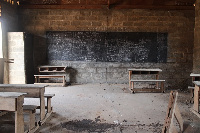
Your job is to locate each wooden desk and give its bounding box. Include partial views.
[0,92,26,133]
[128,68,164,93]
[188,73,200,103]
[34,66,67,86]
[190,73,200,80]
[0,84,46,123]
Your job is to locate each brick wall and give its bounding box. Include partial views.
[194,1,200,73]
[19,9,195,90]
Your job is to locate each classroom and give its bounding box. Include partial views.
[0,0,200,132]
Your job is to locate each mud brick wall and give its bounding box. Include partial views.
[19,9,195,90]
[194,1,200,73]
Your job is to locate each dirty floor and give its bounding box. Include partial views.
[1,83,200,133]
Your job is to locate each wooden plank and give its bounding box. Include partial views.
[34,83,64,86]
[0,97,16,111]
[19,4,195,10]
[191,108,200,119]
[193,85,199,112]
[129,70,132,88]
[193,81,200,86]
[0,88,42,97]
[40,88,45,123]
[131,88,163,93]
[0,92,26,111]
[0,92,27,98]
[162,91,178,133]
[38,66,66,73]
[44,94,55,97]
[34,75,66,78]
[161,81,165,92]
[23,105,38,131]
[46,96,52,113]
[190,73,200,77]
[128,68,162,72]
[175,106,184,131]
[156,73,159,88]
[15,95,25,133]
[188,86,195,89]
[0,84,46,88]
[38,66,66,68]
[130,79,165,82]
[23,105,38,112]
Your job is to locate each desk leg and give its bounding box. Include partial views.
[193,85,200,113]
[15,96,24,133]
[35,76,37,83]
[63,76,66,86]
[129,71,132,88]
[40,90,46,122]
[161,82,164,92]
[156,74,159,88]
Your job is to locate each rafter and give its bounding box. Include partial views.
[18,0,195,10]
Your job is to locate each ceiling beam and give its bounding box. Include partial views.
[19,4,194,10]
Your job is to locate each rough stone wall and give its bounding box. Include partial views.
[1,2,19,83]
[194,1,200,73]
[19,9,195,90]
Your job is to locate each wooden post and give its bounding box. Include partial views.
[40,88,45,122]
[132,82,134,89]
[156,73,159,88]
[47,97,52,113]
[129,70,132,88]
[161,82,164,92]
[63,76,66,86]
[193,85,199,113]
[15,95,25,133]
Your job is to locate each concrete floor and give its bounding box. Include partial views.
[1,83,200,133]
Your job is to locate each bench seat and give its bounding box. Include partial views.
[34,75,66,86]
[130,79,165,82]
[23,105,39,133]
[36,94,55,113]
[34,75,65,78]
[44,94,55,113]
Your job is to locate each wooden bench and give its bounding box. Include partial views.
[34,75,66,86]
[0,92,26,133]
[130,79,165,93]
[44,94,55,113]
[36,93,55,126]
[34,66,67,86]
[0,84,47,125]
[23,105,39,133]
[128,68,165,93]
[36,94,55,113]
[188,73,200,104]
[162,91,200,133]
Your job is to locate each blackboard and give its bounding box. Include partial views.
[46,31,168,63]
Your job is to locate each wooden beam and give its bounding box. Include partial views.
[19,4,194,10]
